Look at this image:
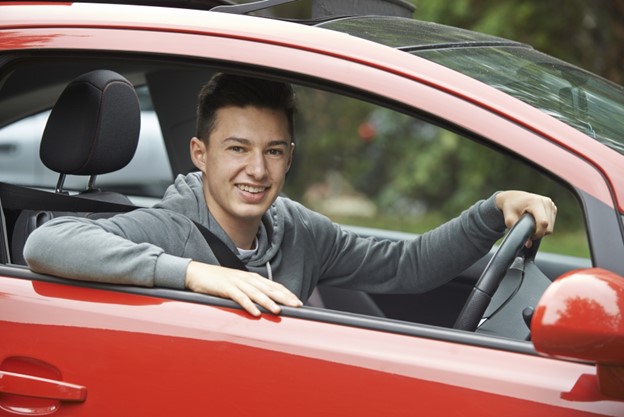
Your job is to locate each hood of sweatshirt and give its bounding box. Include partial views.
[154,172,285,267]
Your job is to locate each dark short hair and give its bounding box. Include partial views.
[196,73,296,143]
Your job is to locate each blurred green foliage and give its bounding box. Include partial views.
[410,0,624,85]
[284,89,589,257]
[269,0,608,258]
[262,0,623,84]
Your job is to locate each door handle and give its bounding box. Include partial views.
[0,370,87,402]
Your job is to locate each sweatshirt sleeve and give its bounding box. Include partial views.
[314,193,507,294]
[23,209,194,290]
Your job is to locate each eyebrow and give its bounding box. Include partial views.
[223,137,290,147]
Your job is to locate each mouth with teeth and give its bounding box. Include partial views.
[237,184,268,194]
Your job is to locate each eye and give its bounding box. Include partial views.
[266,148,284,156]
[229,146,245,153]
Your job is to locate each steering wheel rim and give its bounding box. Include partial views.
[453,213,537,331]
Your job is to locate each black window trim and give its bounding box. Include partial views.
[2,266,541,356]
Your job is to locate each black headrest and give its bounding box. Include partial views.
[40,69,141,176]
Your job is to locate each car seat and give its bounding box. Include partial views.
[10,69,141,264]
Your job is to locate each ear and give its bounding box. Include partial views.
[190,137,207,171]
[286,142,295,172]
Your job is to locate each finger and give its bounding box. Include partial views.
[504,211,520,230]
[237,280,283,315]
[245,278,303,312]
[249,291,282,315]
[186,263,302,316]
[527,198,556,239]
[259,280,303,307]
[227,287,262,317]
[548,201,557,234]
[187,266,265,316]
[540,198,557,237]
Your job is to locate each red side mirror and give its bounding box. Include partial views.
[532,268,624,400]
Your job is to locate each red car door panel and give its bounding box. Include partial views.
[2,276,621,416]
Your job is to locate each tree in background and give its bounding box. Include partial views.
[262,0,610,254]
[411,0,624,85]
[265,0,623,84]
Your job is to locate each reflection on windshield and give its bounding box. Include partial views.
[416,47,624,155]
[319,16,624,156]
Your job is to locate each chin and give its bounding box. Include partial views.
[235,206,270,220]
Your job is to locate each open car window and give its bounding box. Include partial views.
[280,84,592,327]
[286,85,590,260]
[0,55,591,333]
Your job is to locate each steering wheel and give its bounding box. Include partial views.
[453,213,537,332]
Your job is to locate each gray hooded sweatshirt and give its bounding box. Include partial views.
[24,172,506,300]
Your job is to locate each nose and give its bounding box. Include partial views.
[246,150,268,179]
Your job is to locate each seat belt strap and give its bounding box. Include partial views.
[191,221,248,271]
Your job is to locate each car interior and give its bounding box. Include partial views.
[0,52,593,345]
[8,69,142,264]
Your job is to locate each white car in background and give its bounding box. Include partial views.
[0,101,172,199]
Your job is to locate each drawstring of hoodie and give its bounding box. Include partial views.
[266,261,273,281]
[236,237,272,281]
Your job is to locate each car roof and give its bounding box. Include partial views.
[0,3,529,97]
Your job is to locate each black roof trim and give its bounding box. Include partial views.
[211,0,298,14]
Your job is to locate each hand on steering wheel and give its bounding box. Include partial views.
[453,213,538,332]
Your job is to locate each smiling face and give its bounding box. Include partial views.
[191,105,294,244]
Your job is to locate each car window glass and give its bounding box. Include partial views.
[414,47,624,155]
[0,85,173,200]
[320,17,624,156]
[284,86,590,259]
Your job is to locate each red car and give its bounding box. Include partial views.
[1,1,623,415]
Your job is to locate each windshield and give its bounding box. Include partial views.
[318,16,624,155]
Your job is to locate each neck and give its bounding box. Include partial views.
[220,219,259,250]
[203,198,260,250]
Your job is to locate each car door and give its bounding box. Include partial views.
[3,270,621,416]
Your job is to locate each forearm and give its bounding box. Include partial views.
[398,194,506,292]
[23,217,189,289]
[319,194,506,293]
